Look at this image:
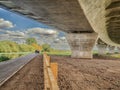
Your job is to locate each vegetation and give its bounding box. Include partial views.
[0,40,35,53]
[0,41,19,53]
[0,40,37,61]
[26,38,37,45]
[0,40,71,62]
[108,54,120,58]
[19,44,35,52]
[41,44,51,52]
[47,49,71,56]
[0,56,10,62]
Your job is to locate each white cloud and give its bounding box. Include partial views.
[59,37,66,40]
[0,30,26,41]
[26,27,58,36]
[25,27,70,50]
[0,27,70,50]
[0,34,9,40]
[5,30,25,37]
[0,18,14,29]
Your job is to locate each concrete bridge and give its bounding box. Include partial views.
[0,0,120,58]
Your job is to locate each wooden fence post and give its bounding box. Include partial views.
[43,53,59,90]
[50,63,58,80]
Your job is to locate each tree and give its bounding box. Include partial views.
[42,44,51,52]
[26,38,37,45]
[19,44,35,52]
[32,43,42,51]
[0,40,19,53]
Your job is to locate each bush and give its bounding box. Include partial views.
[0,56,10,62]
[42,44,51,52]
[19,44,35,52]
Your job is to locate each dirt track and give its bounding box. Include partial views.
[0,53,37,84]
[0,55,120,90]
[0,55,44,90]
[51,56,120,90]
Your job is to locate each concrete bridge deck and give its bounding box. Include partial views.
[0,0,120,58]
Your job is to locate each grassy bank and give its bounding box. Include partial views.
[41,50,71,56]
[0,52,32,62]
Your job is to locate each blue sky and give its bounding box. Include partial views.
[0,7,69,50]
[0,8,65,36]
[0,8,52,31]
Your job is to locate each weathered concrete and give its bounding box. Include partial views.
[66,33,98,58]
[108,46,115,54]
[1,0,120,58]
[6,0,93,33]
[77,0,120,45]
[97,44,107,55]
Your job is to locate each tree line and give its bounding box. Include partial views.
[0,38,52,53]
[0,40,35,53]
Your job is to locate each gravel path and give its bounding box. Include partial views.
[0,53,38,84]
[0,55,44,90]
[51,56,120,90]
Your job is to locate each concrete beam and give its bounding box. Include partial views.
[106,10,120,17]
[11,9,34,15]
[107,24,120,27]
[66,33,98,59]
[8,0,94,33]
[106,16,120,22]
[107,26,120,30]
[111,0,120,3]
[0,1,19,9]
[107,25,120,28]
[106,1,120,9]
[107,29,120,33]
[107,20,120,23]
[106,21,120,26]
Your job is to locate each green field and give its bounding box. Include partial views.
[109,54,120,58]
[41,50,71,56]
[0,52,32,62]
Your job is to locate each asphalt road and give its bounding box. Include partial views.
[0,53,38,84]
[0,55,44,90]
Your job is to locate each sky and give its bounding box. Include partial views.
[0,8,70,50]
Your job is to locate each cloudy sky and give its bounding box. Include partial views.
[0,8,70,50]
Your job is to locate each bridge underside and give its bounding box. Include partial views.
[0,0,120,58]
[106,0,120,44]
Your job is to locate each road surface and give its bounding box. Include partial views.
[0,53,38,84]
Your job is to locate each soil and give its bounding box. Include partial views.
[0,53,37,84]
[51,56,120,90]
[1,55,120,90]
[0,55,44,90]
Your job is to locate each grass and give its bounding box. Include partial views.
[41,50,71,56]
[0,52,32,62]
[0,52,31,55]
[109,54,120,58]
[0,56,10,62]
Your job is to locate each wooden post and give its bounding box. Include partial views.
[47,56,50,66]
[43,53,59,90]
[50,63,58,80]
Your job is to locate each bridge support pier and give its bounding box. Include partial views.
[108,46,115,54]
[66,33,98,58]
[97,44,107,55]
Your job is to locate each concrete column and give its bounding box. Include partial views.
[97,44,107,55]
[108,46,115,54]
[66,33,98,58]
[117,47,120,53]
